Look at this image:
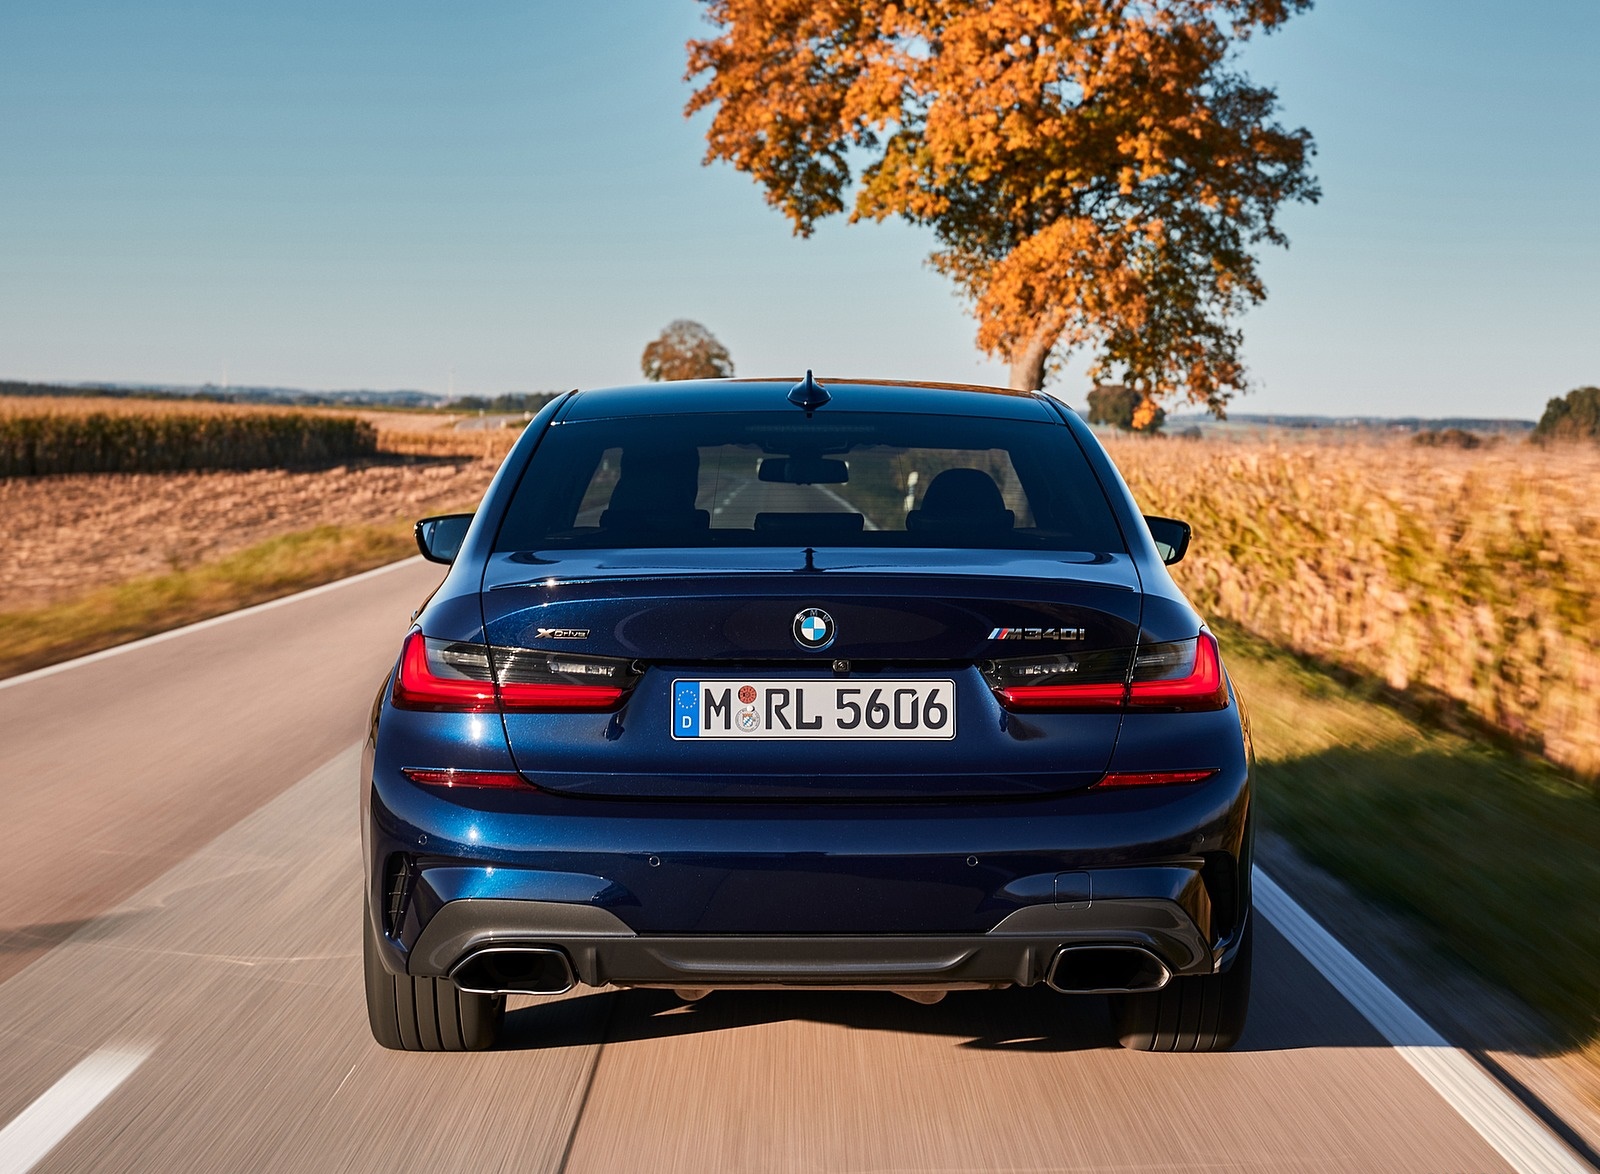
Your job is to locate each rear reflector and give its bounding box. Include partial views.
[1094,768,1220,788]
[401,767,532,789]
[391,630,635,713]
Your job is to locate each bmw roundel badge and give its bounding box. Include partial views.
[793,607,836,650]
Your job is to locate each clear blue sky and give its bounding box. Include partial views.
[2,1,1595,418]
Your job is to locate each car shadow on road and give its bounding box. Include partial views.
[502,984,1118,1053]
[0,912,149,984]
[495,919,1423,1055]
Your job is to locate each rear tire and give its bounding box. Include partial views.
[363,899,504,1051]
[1110,916,1252,1052]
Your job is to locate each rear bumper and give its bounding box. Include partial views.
[362,719,1253,987]
[390,863,1239,988]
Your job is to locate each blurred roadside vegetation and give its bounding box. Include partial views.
[1109,434,1600,783]
[1223,620,1599,1066]
[446,392,561,413]
[0,521,421,679]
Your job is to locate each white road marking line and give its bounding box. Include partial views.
[0,555,424,693]
[1255,868,1589,1174]
[0,1046,150,1174]
[813,484,881,529]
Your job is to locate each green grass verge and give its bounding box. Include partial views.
[1220,619,1600,1057]
[0,521,418,680]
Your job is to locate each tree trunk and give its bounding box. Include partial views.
[1007,322,1059,391]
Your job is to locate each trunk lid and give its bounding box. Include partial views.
[479,549,1142,800]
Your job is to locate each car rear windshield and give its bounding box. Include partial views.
[493,411,1126,553]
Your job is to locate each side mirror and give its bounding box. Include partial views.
[1143,515,1191,565]
[414,513,473,564]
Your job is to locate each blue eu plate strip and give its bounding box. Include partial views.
[673,680,700,737]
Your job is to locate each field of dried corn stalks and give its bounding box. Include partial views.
[1106,433,1600,782]
[0,395,522,470]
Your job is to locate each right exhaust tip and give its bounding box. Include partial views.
[1047,945,1172,994]
[451,946,575,996]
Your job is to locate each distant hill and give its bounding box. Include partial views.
[0,379,581,411]
[1164,411,1536,434]
[2,379,445,408]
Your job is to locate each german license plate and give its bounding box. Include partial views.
[672,679,956,740]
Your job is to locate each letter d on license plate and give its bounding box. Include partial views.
[672,679,956,740]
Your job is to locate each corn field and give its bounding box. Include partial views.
[0,410,377,475]
[374,426,522,460]
[1106,434,1600,781]
[1,395,520,466]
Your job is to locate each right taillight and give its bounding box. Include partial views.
[391,631,638,713]
[987,632,1227,713]
[1127,632,1228,712]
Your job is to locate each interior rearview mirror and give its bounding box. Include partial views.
[1143,515,1191,565]
[758,457,849,485]
[414,513,473,564]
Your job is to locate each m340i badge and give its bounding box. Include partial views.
[987,627,1086,641]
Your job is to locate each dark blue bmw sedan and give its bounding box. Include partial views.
[362,375,1253,1053]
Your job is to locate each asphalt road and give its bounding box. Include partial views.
[0,557,1584,1172]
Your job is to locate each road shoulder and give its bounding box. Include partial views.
[1259,830,1600,1163]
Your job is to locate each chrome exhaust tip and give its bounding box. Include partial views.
[450,946,575,996]
[1046,945,1172,994]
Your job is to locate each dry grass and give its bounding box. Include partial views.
[1107,433,1600,781]
[0,522,421,680]
[0,444,503,676]
[2,457,501,611]
[374,426,522,460]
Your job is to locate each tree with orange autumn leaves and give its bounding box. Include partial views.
[686,1,1318,418]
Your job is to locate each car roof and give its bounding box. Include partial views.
[558,378,1058,422]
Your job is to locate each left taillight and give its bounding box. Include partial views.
[391,631,638,713]
[392,631,497,712]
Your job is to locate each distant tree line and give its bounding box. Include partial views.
[1533,386,1600,443]
[1,380,131,399]
[446,392,565,413]
[1413,428,1488,449]
[0,380,446,409]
